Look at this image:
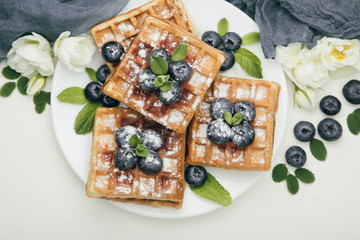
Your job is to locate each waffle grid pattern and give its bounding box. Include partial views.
[86,107,186,208]
[102,17,225,133]
[187,76,281,171]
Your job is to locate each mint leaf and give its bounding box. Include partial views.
[33,91,51,114]
[129,134,142,148]
[135,148,149,157]
[242,32,260,45]
[159,81,173,92]
[354,108,360,118]
[295,168,315,184]
[172,40,188,62]
[190,173,232,206]
[223,112,232,126]
[86,67,97,82]
[2,66,20,80]
[17,77,29,95]
[309,138,327,161]
[154,75,170,87]
[57,87,88,105]
[150,56,168,75]
[232,112,243,126]
[347,112,360,135]
[218,18,229,37]
[272,163,288,183]
[234,49,263,79]
[286,174,299,195]
[74,101,102,134]
[0,82,16,97]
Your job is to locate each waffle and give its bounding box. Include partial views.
[91,0,197,71]
[187,75,281,171]
[102,17,226,133]
[86,107,186,209]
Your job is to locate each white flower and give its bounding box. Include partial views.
[275,43,302,70]
[6,32,54,78]
[54,31,96,72]
[294,87,317,110]
[27,74,46,95]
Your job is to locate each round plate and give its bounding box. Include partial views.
[51,0,288,219]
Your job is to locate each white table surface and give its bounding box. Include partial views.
[1,56,360,239]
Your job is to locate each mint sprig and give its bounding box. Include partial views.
[234,48,263,79]
[85,67,98,82]
[272,163,288,183]
[129,134,149,157]
[150,56,168,75]
[129,134,142,148]
[242,32,260,45]
[224,112,243,126]
[190,172,232,206]
[217,18,229,37]
[295,168,315,184]
[74,101,102,134]
[57,87,88,105]
[2,66,20,80]
[154,75,173,92]
[347,108,360,135]
[172,40,188,62]
[309,138,327,161]
[286,174,299,195]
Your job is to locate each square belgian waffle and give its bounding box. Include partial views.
[86,107,186,209]
[102,16,226,133]
[91,0,197,71]
[186,75,281,171]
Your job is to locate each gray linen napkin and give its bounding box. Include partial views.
[0,0,129,60]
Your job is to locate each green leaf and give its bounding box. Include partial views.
[309,138,327,161]
[172,40,188,62]
[86,67,97,82]
[353,108,360,118]
[150,56,168,75]
[159,81,173,92]
[190,173,232,206]
[234,49,263,79]
[2,66,20,80]
[223,112,232,126]
[74,101,102,134]
[242,32,260,45]
[137,144,146,151]
[347,112,360,135]
[135,148,149,157]
[33,91,51,114]
[57,87,88,105]
[217,18,229,37]
[295,168,315,184]
[0,82,16,97]
[154,75,170,87]
[272,163,288,183]
[17,77,29,95]
[232,112,243,126]
[286,174,299,195]
[129,134,142,148]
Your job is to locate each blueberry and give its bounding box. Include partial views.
[210,98,233,120]
[293,121,316,142]
[138,69,157,91]
[101,94,119,107]
[220,50,235,71]
[148,49,171,65]
[115,147,138,171]
[115,126,140,148]
[319,95,341,115]
[317,118,342,141]
[201,31,222,48]
[207,119,231,144]
[168,61,192,83]
[342,79,360,104]
[222,32,242,51]
[141,130,163,151]
[285,146,306,168]
[230,122,255,147]
[233,101,256,122]
[101,41,125,63]
[84,82,102,102]
[157,81,182,104]
[139,150,163,174]
[96,64,111,84]
[185,165,207,187]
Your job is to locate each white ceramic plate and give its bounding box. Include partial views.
[51,0,288,219]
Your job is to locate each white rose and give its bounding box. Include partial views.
[275,43,302,70]
[6,32,54,78]
[294,87,317,110]
[54,31,96,72]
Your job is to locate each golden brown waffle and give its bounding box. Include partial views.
[86,107,186,209]
[102,17,226,133]
[187,75,281,171]
[91,0,197,71]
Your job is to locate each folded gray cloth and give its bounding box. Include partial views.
[226,0,360,58]
[0,0,129,61]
